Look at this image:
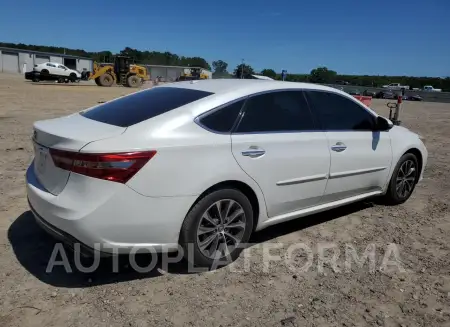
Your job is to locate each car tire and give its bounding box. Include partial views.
[383,153,419,205]
[69,73,77,82]
[126,75,141,88]
[98,73,114,87]
[58,77,65,83]
[179,188,254,267]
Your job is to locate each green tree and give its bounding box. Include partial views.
[212,60,228,73]
[309,67,337,84]
[233,64,254,79]
[261,69,277,79]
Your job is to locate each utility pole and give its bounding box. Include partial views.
[241,59,244,79]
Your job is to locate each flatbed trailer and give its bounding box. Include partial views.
[25,71,80,83]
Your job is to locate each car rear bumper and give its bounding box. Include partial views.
[26,164,196,255]
[29,199,109,257]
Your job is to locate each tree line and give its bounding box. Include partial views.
[1,42,448,91]
[228,64,450,91]
[282,67,450,91]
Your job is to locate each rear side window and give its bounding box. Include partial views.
[81,87,213,127]
[305,91,375,131]
[236,91,315,133]
[199,100,244,133]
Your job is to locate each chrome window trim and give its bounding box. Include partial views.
[194,88,380,135]
[195,88,317,135]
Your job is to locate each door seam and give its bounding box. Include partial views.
[229,134,270,218]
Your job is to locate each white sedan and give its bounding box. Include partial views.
[33,62,81,81]
[26,79,427,266]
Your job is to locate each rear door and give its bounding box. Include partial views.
[44,63,57,75]
[305,90,392,202]
[1,52,19,73]
[231,90,330,218]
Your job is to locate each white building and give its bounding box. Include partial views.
[0,47,93,74]
[145,64,212,82]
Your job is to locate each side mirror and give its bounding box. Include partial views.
[374,116,393,131]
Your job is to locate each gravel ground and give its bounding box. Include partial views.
[0,73,449,327]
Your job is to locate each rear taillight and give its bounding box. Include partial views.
[50,149,156,183]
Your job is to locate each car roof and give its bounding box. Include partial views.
[159,79,377,113]
[161,79,340,96]
[154,79,378,115]
[124,79,381,133]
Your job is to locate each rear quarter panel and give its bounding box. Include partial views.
[80,118,269,225]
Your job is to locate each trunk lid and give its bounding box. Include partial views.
[33,113,126,195]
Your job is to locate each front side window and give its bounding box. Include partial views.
[305,91,375,131]
[46,63,56,67]
[199,100,244,133]
[235,91,315,133]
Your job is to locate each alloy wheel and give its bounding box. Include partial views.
[396,159,417,198]
[196,199,246,259]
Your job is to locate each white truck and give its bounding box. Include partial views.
[382,83,410,90]
[422,85,442,92]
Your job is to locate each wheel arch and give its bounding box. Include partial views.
[187,180,261,231]
[403,147,423,182]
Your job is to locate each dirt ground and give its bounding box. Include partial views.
[0,73,449,327]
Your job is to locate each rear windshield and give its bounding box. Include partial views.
[81,87,213,127]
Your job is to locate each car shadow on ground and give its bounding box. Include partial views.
[8,201,373,288]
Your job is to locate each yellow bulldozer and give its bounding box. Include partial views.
[89,56,149,87]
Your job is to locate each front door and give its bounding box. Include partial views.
[304,90,392,202]
[231,90,330,217]
[57,65,69,76]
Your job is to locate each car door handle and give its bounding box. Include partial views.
[241,147,265,158]
[331,142,347,152]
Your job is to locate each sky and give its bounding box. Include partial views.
[0,0,449,77]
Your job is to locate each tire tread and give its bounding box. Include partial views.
[179,188,253,267]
